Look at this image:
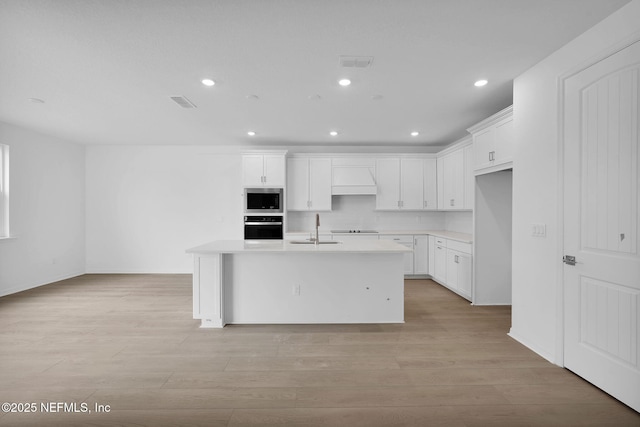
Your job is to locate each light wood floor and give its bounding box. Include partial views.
[0,275,638,426]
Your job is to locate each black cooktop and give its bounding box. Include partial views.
[330,230,378,234]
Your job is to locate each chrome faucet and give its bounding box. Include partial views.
[315,213,320,245]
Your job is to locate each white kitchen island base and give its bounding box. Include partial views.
[188,240,409,328]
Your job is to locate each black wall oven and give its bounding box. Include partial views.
[244,216,283,240]
[244,188,283,214]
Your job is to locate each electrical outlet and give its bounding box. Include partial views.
[292,284,300,296]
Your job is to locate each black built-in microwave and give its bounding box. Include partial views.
[244,188,283,213]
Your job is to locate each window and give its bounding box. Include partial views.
[0,144,9,238]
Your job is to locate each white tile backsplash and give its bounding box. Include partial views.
[444,211,473,234]
[287,195,449,232]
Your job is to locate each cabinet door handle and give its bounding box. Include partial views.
[450,199,455,206]
[454,255,459,263]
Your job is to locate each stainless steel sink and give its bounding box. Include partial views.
[289,240,341,244]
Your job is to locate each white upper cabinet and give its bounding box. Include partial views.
[375,157,435,210]
[463,145,474,210]
[423,158,437,210]
[286,157,309,210]
[437,139,472,211]
[438,148,465,210]
[287,157,331,211]
[467,105,513,176]
[308,158,332,210]
[242,153,286,187]
[375,158,401,210]
[400,158,424,210]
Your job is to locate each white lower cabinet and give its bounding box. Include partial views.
[428,236,472,301]
[446,248,472,299]
[379,235,414,275]
[428,236,436,274]
[413,235,428,275]
[432,238,447,283]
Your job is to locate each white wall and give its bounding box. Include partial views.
[85,146,467,273]
[511,0,640,363]
[85,146,243,273]
[0,121,85,296]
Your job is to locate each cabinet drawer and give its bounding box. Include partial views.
[447,239,471,254]
[434,237,447,247]
[380,234,413,245]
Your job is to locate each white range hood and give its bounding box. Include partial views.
[331,158,377,195]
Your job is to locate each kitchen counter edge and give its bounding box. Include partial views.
[285,230,472,244]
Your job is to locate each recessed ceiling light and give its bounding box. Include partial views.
[247,131,256,136]
[474,79,488,87]
[329,131,338,136]
[201,78,215,87]
[410,131,420,137]
[28,98,45,103]
[338,78,351,87]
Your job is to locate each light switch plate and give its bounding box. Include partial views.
[531,223,546,237]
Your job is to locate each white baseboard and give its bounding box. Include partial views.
[508,328,558,366]
[84,269,191,274]
[0,271,85,297]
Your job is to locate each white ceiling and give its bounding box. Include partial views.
[0,0,631,147]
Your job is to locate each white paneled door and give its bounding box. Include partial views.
[563,40,640,412]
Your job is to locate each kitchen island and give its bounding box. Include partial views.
[186,239,411,328]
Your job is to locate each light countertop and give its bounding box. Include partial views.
[186,239,413,255]
[285,230,473,244]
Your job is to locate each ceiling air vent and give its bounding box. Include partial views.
[339,55,374,68]
[170,96,197,109]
